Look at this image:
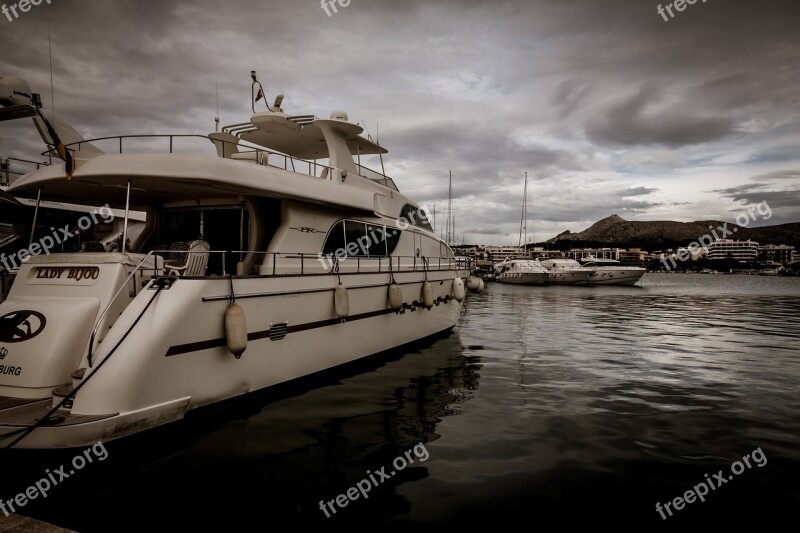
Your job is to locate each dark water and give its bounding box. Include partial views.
[4,274,800,531]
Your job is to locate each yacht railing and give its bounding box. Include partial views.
[42,134,336,180]
[139,250,460,278]
[37,134,402,191]
[1,157,51,186]
[86,249,461,364]
[355,163,399,191]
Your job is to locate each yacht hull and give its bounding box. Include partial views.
[496,272,549,285]
[547,271,591,286]
[0,272,463,448]
[587,268,646,286]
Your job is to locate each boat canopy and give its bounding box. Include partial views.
[227,111,387,160]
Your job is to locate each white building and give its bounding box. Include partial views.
[485,246,529,261]
[567,247,623,260]
[707,239,759,262]
[758,244,795,265]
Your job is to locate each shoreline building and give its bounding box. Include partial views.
[484,245,530,262]
[758,244,795,265]
[566,247,623,261]
[707,239,759,262]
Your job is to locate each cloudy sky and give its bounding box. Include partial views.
[1,0,798,243]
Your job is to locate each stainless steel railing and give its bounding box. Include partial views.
[85,249,463,365]
[1,157,51,186]
[143,250,460,277]
[37,134,401,191]
[41,134,336,180]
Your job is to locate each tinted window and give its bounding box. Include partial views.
[322,221,346,256]
[385,226,401,255]
[399,204,433,232]
[323,220,404,258]
[366,224,387,256]
[344,220,369,257]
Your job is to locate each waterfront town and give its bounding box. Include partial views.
[453,240,798,274]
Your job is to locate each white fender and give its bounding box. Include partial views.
[452,277,466,302]
[388,283,403,311]
[335,282,350,318]
[466,275,484,293]
[421,281,434,310]
[224,303,248,357]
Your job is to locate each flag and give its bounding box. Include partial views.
[36,109,75,179]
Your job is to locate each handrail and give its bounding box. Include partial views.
[40,134,337,181]
[355,163,399,191]
[87,251,159,366]
[86,249,461,365]
[139,249,458,277]
[37,134,402,191]
[1,157,50,185]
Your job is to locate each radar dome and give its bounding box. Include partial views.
[0,76,32,107]
[330,110,349,122]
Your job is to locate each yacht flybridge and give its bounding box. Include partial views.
[0,74,475,449]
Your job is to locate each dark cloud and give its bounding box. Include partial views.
[586,83,737,148]
[0,0,798,242]
[622,187,658,197]
[752,170,800,182]
[552,79,591,120]
[711,181,800,225]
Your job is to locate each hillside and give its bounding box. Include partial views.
[548,215,800,250]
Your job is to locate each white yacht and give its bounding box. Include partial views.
[579,257,646,286]
[537,258,592,286]
[494,258,549,285]
[0,74,475,449]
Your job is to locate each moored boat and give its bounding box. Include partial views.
[537,258,592,286]
[0,73,471,449]
[494,258,549,285]
[579,257,646,286]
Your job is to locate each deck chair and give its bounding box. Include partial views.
[164,240,210,277]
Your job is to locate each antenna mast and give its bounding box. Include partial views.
[214,83,220,132]
[48,31,55,118]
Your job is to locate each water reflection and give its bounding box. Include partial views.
[4,274,800,530]
[8,330,481,530]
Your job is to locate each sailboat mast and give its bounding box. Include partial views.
[523,171,528,254]
[531,174,535,248]
[447,171,453,245]
[518,172,528,250]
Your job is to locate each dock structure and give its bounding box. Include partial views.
[0,515,75,533]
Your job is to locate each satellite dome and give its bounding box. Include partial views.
[0,76,33,107]
[330,110,349,122]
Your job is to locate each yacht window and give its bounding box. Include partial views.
[366,224,387,256]
[399,204,433,232]
[344,221,369,257]
[322,221,347,257]
[322,220,402,258]
[384,227,401,256]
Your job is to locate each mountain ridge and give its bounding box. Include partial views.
[547,214,800,250]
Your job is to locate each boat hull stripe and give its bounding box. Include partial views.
[165,307,398,357]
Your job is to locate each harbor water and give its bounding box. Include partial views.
[5,273,800,531]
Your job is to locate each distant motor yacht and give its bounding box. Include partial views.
[0,73,476,449]
[494,258,549,285]
[537,258,592,286]
[579,257,646,286]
